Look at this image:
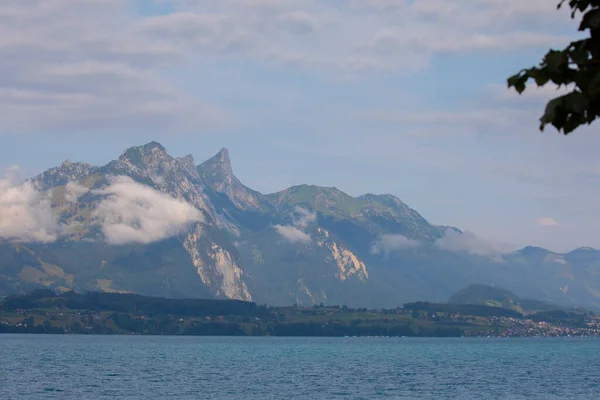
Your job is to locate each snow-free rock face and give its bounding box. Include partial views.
[33,161,97,190]
[315,228,368,282]
[183,224,251,301]
[103,142,211,212]
[4,141,600,309]
[197,148,272,212]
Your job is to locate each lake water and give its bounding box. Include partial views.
[1,335,598,399]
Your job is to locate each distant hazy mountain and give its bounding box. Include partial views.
[1,142,600,309]
[448,284,562,313]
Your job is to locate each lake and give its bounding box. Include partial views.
[1,335,598,399]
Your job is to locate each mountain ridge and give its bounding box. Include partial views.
[1,141,599,309]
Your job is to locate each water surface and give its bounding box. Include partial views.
[1,335,598,399]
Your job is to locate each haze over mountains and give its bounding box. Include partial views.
[1,142,599,309]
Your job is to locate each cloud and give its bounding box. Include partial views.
[292,206,316,229]
[536,217,559,227]
[5,165,23,182]
[544,254,567,265]
[92,176,203,245]
[273,224,311,244]
[0,0,577,135]
[273,206,316,244]
[435,230,511,261]
[130,0,573,75]
[371,234,420,254]
[64,182,89,203]
[0,0,226,134]
[0,176,59,243]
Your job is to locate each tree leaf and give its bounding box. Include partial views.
[565,91,590,113]
[510,0,600,134]
[507,72,529,93]
[545,51,569,73]
[588,71,600,95]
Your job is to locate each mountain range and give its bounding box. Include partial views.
[1,141,599,309]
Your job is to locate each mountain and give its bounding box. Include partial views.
[2,141,600,309]
[448,284,562,313]
[197,148,272,213]
[449,284,521,308]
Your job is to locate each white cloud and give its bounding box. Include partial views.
[536,217,559,227]
[132,0,574,75]
[435,229,512,261]
[545,254,567,264]
[5,165,23,182]
[0,0,578,135]
[273,206,316,243]
[273,224,311,244]
[64,182,89,203]
[92,176,203,245]
[292,206,316,229]
[0,176,59,243]
[0,0,225,134]
[371,234,420,254]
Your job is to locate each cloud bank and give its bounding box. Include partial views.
[0,0,573,134]
[371,234,420,254]
[93,176,203,245]
[0,176,59,243]
[435,229,511,261]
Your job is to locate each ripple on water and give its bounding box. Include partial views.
[0,336,599,399]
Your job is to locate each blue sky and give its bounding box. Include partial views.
[0,0,598,252]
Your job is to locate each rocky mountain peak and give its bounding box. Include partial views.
[198,148,233,183]
[120,141,169,164]
[177,154,197,176]
[144,141,167,151]
[179,154,195,167]
[216,147,230,164]
[107,141,174,178]
[197,147,270,211]
[33,160,96,190]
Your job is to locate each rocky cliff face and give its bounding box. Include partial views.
[3,141,600,309]
[26,142,253,301]
[197,148,272,213]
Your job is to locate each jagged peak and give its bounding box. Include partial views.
[117,141,171,168]
[214,147,232,172]
[56,160,94,169]
[178,154,195,166]
[122,141,167,156]
[143,141,166,152]
[197,147,233,181]
[217,147,230,161]
[32,160,97,190]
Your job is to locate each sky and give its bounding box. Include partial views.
[0,0,598,253]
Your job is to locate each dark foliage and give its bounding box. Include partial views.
[508,0,600,134]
